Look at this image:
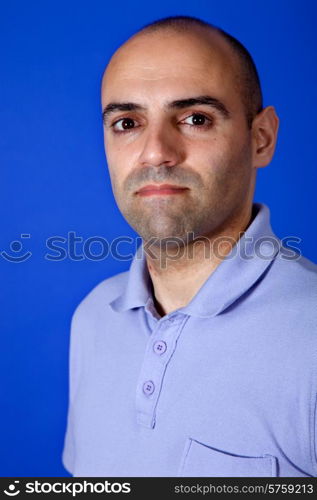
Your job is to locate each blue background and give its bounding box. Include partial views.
[1,0,316,477]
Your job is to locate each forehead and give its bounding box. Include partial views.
[101,30,241,108]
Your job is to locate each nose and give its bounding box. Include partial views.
[138,122,184,167]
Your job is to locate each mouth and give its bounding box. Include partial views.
[136,183,189,197]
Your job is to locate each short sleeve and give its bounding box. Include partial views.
[62,403,75,474]
[62,310,83,475]
[315,395,317,476]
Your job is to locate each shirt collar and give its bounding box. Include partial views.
[109,202,281,318]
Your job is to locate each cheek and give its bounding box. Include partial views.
[189,138,251,194]
[197,130,250,168]
[105,153,120,196]
[188,139,228,179]
[106,135,138,168]
[105,147,128,190]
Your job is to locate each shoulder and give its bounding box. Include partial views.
[272,247,317,294]
[264,247,317,330]
[71,270,129,325]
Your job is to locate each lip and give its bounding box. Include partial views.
[136,184,189,196]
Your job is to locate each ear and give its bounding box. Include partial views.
[251,106,279,168]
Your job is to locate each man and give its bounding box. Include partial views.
[62,16,317,477]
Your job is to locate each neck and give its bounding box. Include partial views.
[145,203,255,317]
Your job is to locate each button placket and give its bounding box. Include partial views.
[135,315,189,428]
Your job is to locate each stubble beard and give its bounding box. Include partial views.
[117,186,227,252]
[111,140,254,253]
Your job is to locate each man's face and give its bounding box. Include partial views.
[101,29,256,246]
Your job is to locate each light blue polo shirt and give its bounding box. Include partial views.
[62,202,317,477]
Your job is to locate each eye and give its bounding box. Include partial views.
[181,113,213,128]
[112,117,138,132]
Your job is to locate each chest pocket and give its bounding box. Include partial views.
[178,438,278,477]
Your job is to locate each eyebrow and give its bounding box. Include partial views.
[102,95,231,123]
[168,96,230,118]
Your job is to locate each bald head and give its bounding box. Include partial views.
[102,16,263,129]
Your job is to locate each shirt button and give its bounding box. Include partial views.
[153,340,167,355]
[143,380,155,396]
